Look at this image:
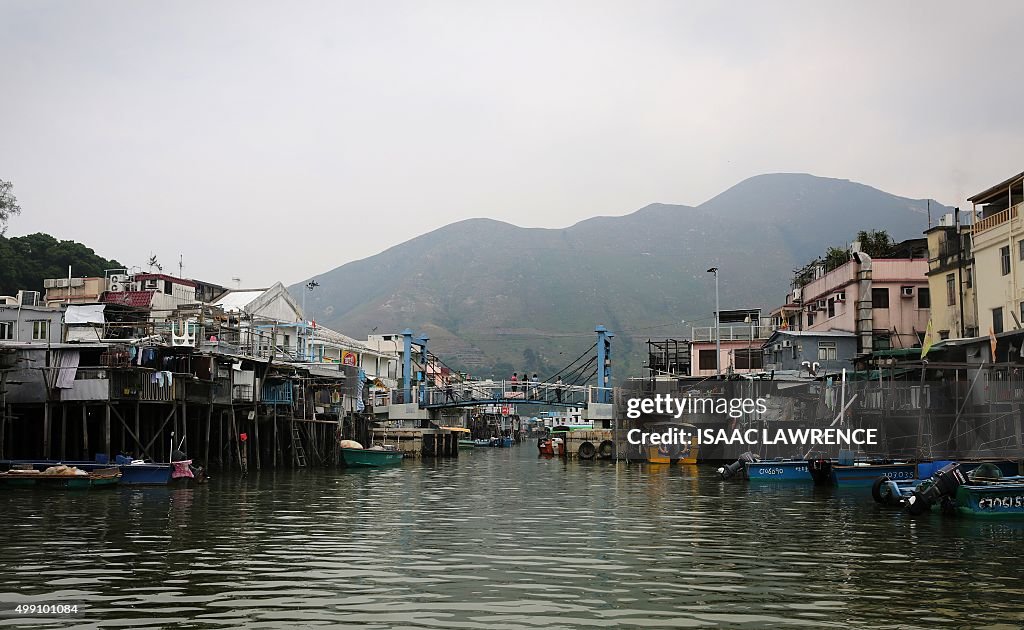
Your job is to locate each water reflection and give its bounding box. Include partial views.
[0,444,1022,628]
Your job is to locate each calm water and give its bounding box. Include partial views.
[1,444,1023,629]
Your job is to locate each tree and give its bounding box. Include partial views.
[0,179,21,236]
[855,229,895,258]
[147,254,163,272]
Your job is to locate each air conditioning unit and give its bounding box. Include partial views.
[56,278,70,288]
[70,277,85,287]
[43,279,57,289]
[108,281,125,292]
[791,288,802,303]
[939,213,955,227]
[816,300,827,310]
[782,340,793,348]
[805,304,815,313]
[901,286,915,298]
[835,291,846,302]
[773,343,782,352]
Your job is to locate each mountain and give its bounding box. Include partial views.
[0,233,122,296]
[292,174,947,377]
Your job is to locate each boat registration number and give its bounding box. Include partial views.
[755,466,807,475]
[977,495,1024,510]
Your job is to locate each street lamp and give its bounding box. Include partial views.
[707,267,720,378]
[302,280,319,361]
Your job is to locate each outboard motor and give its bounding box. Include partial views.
[717,452,758,480]
[906,463,968,516]
[809,457,833,485]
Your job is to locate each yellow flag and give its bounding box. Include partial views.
[920,319,935,359]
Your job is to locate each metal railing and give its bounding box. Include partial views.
[392,379,600,407]
[691,322,775,342]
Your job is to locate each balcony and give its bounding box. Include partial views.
[691,322,775,342]
[974,203,1020,235]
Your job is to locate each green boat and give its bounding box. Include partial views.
[954,479,1024,517]
[341,447,404,468]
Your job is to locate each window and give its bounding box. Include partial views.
[734,349,763,370]
[817,341,837,361]
[917,287,930,309]
[939,330,950,340]
[698,349,717,371]
[1019,240,1024,261]
[164,280,173,295]
[0,322,11,340]
[871,288,889,309]
[993,307,1004,335]
[827,298,835,318]
[966,267,973,288]
[966,326,979,338]
[1001,245,1011,276]
[31,320,48,340]
[946,274,956,306]
[807,313,815,326]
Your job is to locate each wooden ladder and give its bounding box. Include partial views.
[291,422,307,467]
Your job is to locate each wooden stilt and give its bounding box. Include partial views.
[134,401,141,458]
[254,411,261,470]
[82,405,89,459]
[60,405,67,460]
[43,403,51,459]
[272,406,278,468]
[204,405,212,469]
[104,403,111,460]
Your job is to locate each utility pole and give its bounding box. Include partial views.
[707,267,721,378]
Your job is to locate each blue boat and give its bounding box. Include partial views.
[744,459,813,481]
[1,459,180,485]
[831,462,917,486]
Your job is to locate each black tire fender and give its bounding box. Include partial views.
[578,441,597,460]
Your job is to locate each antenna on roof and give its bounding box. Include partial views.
[178,254,184,278]
[231,277,241,288]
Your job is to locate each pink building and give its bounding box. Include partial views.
[795,253,930,352]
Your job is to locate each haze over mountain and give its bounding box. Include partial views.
[293,174,948,377]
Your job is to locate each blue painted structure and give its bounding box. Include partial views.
[401,329,429,404]
[596,325,613,403]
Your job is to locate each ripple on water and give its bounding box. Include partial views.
[1,447,1023,628]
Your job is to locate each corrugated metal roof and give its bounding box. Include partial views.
[214,289,268,312]
[101,291,154,308]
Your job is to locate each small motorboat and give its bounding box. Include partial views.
[538,436,565,457]
[340,440,404,468]
[0,464,121,489]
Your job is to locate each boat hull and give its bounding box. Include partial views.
[832,463,917,486]
[341,448,403,468]
[955,481,1024,517]
[745,460,812,481]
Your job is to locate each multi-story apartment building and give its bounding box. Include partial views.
[690,308,773,377]
[924,214,978,339]
[779,239,930,356]
[968,170,1024,335]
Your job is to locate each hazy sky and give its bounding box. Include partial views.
[2,1,1022,287]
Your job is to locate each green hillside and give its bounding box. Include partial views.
[0,233,122,296]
